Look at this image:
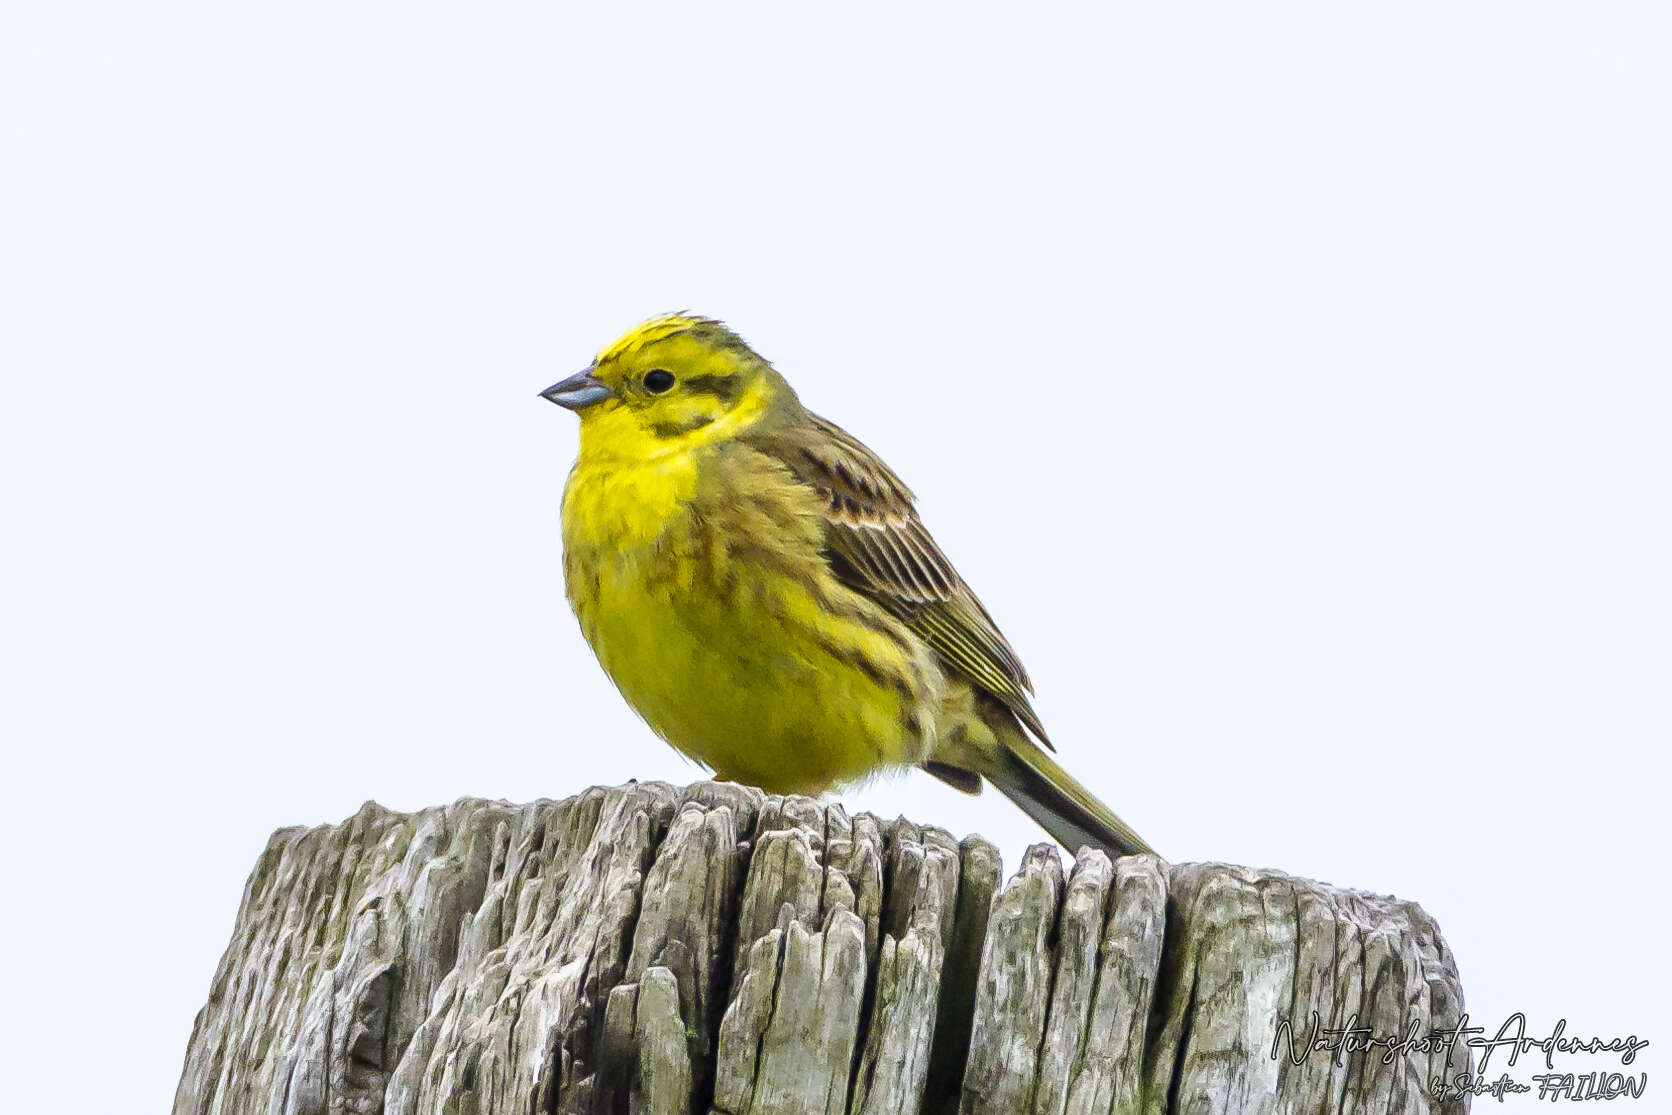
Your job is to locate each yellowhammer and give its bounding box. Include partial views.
[543,314,1155,857]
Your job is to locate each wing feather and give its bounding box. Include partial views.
[746,412,1051,746]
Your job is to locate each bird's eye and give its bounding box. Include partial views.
[643,369,676,394]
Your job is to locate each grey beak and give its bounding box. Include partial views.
[540,367,614,410]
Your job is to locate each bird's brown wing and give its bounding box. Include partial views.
[747,412,1051,746]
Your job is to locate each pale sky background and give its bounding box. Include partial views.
[2,3,1667,1110]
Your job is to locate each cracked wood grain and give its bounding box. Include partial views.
[174,781,1470,1115]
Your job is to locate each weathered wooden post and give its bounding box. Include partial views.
[173,781,1469,1115]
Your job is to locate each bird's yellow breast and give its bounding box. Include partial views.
[560,442,942,794]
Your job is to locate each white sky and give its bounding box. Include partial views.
[2,4,1666,1110]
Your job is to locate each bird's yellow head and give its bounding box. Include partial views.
[542,314,794,458]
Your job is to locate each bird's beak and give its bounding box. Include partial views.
[540,367,614,411]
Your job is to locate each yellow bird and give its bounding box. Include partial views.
[543,314,1155,857]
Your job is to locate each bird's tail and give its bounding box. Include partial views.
[987,731,1156,858]
[925,707,1157,858]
